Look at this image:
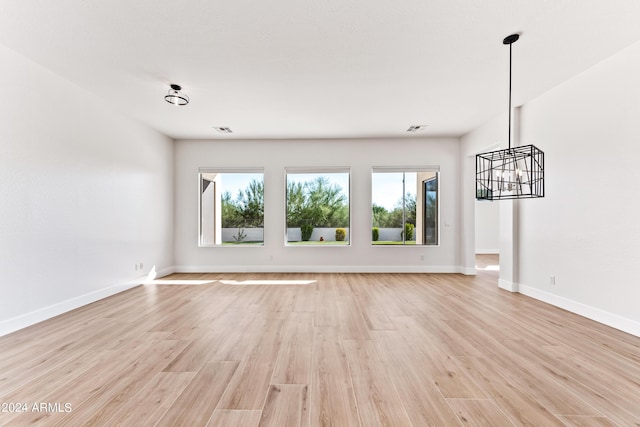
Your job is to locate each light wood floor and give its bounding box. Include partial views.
[1,256,639,426]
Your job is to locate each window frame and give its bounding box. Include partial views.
[284,167,351,246]
[371,166,440,247]
[198,167,265,247]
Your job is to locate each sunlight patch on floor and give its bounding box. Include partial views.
[219,279,316,286]
[475,264,500,271]
[144,279,217,285]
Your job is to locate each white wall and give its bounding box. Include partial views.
[475,200,499,254]
[174,138,461,272]
[0,44,174,335]
[462,41,640,336]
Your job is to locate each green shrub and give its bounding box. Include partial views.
[301,224,314,241]
[335,228,346,241]
[372,227,379,241]
[404,223,415,241]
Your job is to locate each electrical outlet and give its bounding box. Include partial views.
[139,263,143,270]
[420,255,424,261]
[550,275,556,285]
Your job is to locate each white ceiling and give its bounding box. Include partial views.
[2,0,640,140]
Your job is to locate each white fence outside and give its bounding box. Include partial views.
[286,227,350,242]
[219,227,413,242]
[221,227,264,242]
[374,227,417,241]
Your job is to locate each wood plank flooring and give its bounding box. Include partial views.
[1,256,639,426]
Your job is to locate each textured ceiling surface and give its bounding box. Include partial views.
[2,0,640,139]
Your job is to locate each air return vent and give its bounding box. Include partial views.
[213,127,233,133]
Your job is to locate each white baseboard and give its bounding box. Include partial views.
[499,279,519,292]
[0,278,144,337]
[173,264,463,274]
[476,249,500,254]
[518,284,640,338]
[459,266,477,275]
[154,266,176,278]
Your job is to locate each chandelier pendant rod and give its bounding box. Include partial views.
[508,41,513,151]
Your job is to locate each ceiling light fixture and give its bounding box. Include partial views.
[476,34,544,200]
[407,125,428,132]
[164,84,189,106]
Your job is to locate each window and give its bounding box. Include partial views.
[199,169,264,246]
[371,167,439,245]
[286,168,350,245]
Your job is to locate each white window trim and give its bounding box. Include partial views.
[198,168,265,247]
[371,167,440,247]
[284,167,351,247]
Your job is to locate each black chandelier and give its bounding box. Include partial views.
[164,84,189,106]
[476,34,544,201]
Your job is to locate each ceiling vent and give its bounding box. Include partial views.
[213,127,233,133]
